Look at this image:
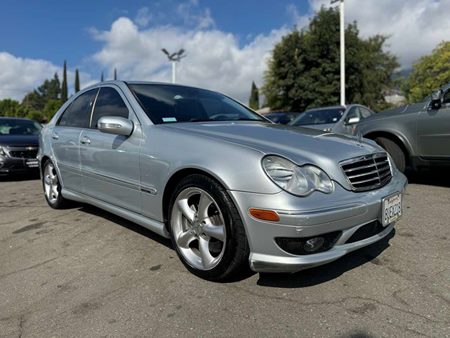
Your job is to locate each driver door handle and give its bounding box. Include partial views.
[51,132,59,140]
[80,136,91,145]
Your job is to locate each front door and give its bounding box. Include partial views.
[51,89,98,192]
[417,90,450,158]
[80,86,141,213]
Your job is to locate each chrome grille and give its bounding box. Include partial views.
[340,153,392,191]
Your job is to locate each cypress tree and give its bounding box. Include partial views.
[114,68,117,80]
[249,81,260,110]
[100,71,104,82]
[74,69,80,93]
[61,60,68,102]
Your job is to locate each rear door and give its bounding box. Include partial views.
[80,86,142,213]
[51,89,98,192]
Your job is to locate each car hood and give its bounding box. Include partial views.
[368,102,426,120]
[296,123,336,131]
[164,121,384,188]
[0,135,39,147]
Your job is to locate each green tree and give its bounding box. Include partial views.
[75,69,80,93]
[42,99,62,122]
[22,73,61,111]
[249,81,260,109]
[61,60,68,102]
[20,75,63,122]
[403,41,450,102]
[0,99,26,117]
[263,7,398,111]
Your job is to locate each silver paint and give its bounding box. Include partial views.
[39,81,408,273]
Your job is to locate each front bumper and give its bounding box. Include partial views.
[229,170,408,273]
[0,156,39,175]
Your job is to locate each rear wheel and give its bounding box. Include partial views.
[42,160,71,209]
[168,174,249,281]
[375,137,406,173]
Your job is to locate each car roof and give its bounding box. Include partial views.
[87,80,208,92]
[305,105,345,111]
[0,117,36,122]
[304,104,369,112]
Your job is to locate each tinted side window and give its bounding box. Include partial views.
[442,89,450,104]
[360,107,373,119]
[91,87,129,128]
[58,89,97,128]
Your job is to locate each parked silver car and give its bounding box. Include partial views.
[290,105,375,135]
[39,81,407,281]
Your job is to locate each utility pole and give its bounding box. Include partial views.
[161,48,187,83]
[331,0,345,106]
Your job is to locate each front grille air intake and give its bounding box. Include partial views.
[340,153,392,191]
[9,149,38,159]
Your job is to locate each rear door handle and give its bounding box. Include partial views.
[80,136,91,145]
[51,133,59,140]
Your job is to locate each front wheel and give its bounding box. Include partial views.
[42,160,71,209]
[375,137,407,173]
[168,174,249,281]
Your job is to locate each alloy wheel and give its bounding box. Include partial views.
[171,187,227,271]
[43,162,60,204]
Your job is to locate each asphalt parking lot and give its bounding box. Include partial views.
[0,174,449,337]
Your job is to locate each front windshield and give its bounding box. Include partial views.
[0,119,41,136]
[290,108,345,126]
[129,84,265,124]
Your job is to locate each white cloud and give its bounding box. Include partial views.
[302,0,450,68]
[135,7,152,28]
[2,0,447,102]
[0,52,59,100]
[0,52,95,101]
[92,17,287,102]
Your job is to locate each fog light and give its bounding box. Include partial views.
[275,231,341,255]
[304,237,325,252]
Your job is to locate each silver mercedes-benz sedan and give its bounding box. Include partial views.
[39,81,407,281]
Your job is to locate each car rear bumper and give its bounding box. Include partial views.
[229,170,407,273]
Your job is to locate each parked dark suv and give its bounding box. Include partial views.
[0,117,41,175]
[356,83,450,172]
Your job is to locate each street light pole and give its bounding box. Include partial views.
[339,0,345,106]
[161,48,187,84]
[331,0,345,106]
[172,61,176,83]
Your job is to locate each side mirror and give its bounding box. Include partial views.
[98,116,133,136]
[346,116,360,125]
[430,90,443,109]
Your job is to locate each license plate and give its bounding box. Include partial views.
[26,159,39,168]
[382,193,402,226]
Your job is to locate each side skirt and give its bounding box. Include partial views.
[62,188,170,239]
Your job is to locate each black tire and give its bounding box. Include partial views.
[42,159,71,209]
[168,174,250,281]
[375,137,406,172]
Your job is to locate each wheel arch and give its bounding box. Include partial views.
[364,131,411,164]
[162,167,231,226]
[40,155,51,175]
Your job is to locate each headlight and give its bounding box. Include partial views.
[262,155,334,196]
[0,146,7,157]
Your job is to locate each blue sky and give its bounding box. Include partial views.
[0,0,448,101]
[0,0,308,68]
